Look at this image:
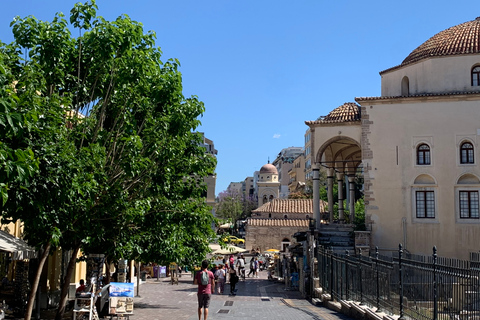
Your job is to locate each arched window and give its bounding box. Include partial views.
[413,175,436,219]
[402,76,410,96]
[457,174,480,219]
[460,142,474,164]
[472,66,480,86]
[417,144,431,165]
[306,214,310,219]
[281,238,290,252]
[263,195,267,204]
[269,195,274,202]
[284,215,288,219]
[268,213,272,218]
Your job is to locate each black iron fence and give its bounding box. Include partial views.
[317,245,480,320]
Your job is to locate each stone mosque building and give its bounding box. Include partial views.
[246,162,327,252]
[256,162,280,207]
[307,17,480,260]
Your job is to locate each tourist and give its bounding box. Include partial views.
[215,264,226,294]
[229,270,239,296]
[194,260,215,320]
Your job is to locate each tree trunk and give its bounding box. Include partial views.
[136,261,140,297]
[55,245,80,320]
[24,242,51,320]
[104,259,111,284]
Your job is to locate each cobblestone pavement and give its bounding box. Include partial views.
[130,271,354,320]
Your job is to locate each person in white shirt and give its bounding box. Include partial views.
[214,264,226,294]
[236,255,245,279]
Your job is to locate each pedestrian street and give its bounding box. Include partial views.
[131,270,354,320]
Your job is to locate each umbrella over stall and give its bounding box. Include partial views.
[213,245,248,255]
[208,243,247,256]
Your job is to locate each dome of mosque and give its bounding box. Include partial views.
[402,17,480,66]
[322,102,361,123]
[259,163,278,174]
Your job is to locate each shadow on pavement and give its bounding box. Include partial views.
[134,303,181,309]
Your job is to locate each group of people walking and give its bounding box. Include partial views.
[195,254,264,320]
[247,256,260,278]
[206,254,261,295]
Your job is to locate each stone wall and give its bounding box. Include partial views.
[245,224,307,252]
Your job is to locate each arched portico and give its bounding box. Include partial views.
[306,102,363,229]
[315,136,362,224]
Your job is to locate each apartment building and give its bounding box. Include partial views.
[288,153,306,193]
[272,147,303,198]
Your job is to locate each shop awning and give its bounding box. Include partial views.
[0,230,37,260]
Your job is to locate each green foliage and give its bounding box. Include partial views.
[319,184,338,203]
[242,195,257,218]
[0,45,39,205]
[1,1,216,265]
[215,190,243,222]
[352,198,366,231]
[319,176,365,230]
[288,191,311,199]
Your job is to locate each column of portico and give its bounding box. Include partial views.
[312,164,320,229]
[348,175,356,223]
[327,168,335,223]
[337,172,345,221]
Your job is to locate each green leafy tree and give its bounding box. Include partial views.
[319,172,364,227]
[242,194,257,219]
[0,43,39,206]
[215,189,243,224]
[288,191,311,199]
[0,2,216,319]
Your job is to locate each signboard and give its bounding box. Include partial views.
[160,266,166,278]
[86,254,105,292]
[109,282,134,315]
[117,259,127,283]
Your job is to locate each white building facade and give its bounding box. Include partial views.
[308,17,480,259]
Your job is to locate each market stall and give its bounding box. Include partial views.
[0,230,36,317]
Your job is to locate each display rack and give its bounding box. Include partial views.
[108,282,134,320]
[14,260,29,315]
[73,295,99,320]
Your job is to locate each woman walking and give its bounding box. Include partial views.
[229,270,239,296]
[247,257,255,277]
[215,264,226,294]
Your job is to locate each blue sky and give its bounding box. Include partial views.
[0,1,478,195]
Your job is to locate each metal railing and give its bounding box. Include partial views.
[317,245,480,320]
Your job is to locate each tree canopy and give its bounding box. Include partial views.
[215,189,257,225]
[0,1,217,318]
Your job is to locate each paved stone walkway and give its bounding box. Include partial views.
[130,271,353,320]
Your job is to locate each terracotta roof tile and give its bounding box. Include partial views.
[252,199,326,214]
[247,218,310,227]
[355,90,480,102]
[305,102,361,125]
[381,17,480,74]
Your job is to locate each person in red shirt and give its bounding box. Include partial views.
[76,279,86,293]
[194,260,215,320]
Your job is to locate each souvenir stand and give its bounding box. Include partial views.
[0,230,37,318]
[73,254,105,320]
[116,260,127,283]
[103,259,134,319]
[13,260,29,316]
[169,263,178,285]
[108,282,134,320]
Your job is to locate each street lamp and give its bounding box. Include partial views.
[308,218,316,299]
[309,218,316,234]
